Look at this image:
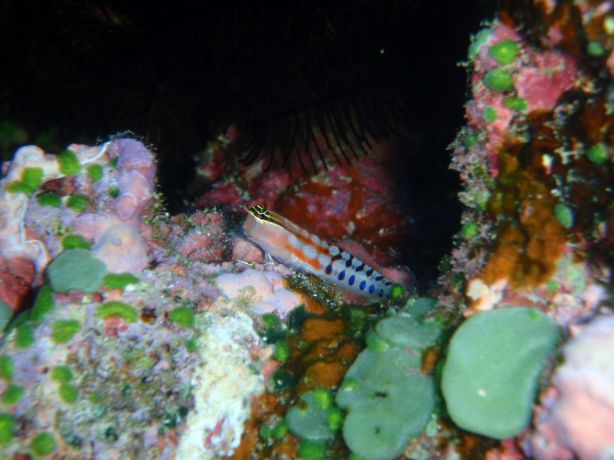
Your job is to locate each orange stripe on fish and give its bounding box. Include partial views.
[243,204,401,299]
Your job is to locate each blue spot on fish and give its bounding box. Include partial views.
[366,268,373,276]
[368,284,375,294]
[325,264,332,275]
[338,270,345,281]
[359,280,366,290]
[348,275,355,286]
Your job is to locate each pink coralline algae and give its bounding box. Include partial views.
[216,268,304,318]
[465,23,579,177]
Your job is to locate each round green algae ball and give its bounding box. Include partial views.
[0,412,15,443]
[587,142,610,165]
[554,203,574,230]
[31,431,57,456]
[441,307,559,439]
[489,39,519,65]
[483,69,514,92]
[47,249,107,293]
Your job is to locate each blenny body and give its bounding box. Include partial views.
[243,204,398,299]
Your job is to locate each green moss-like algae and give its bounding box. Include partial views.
[3,384,25,404]
[59,384,79,403]
[37,192,62,207]
[57,149,81,175]
[21,167,44,190]
[15,322,35,348]
[489,39,519,64]
[441,307,559,439]
[62,234,92,250]
[0,413,15,444]
[169,306,195,328]
[483,69,514,92]
[51,365,73,383]
[86,163,104,182]
[0,356,14,380]
[66,194,90,212]
[96,301,138,323]
[31,431,57,456]
[52,320,81,344]
[31,286,55,323]
[103,273,139,289]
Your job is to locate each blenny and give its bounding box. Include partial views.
[243,204,405,300]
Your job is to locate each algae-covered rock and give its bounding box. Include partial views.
[441,307,559,439]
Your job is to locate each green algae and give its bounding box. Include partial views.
[483,106,497,122]
[168,306,195,328]
[86,163,104,182]
[108,187,120,198]
[298,441,327,460]
[0,412,14,444]
[587,143,609,165]
[96,301,138,323]
[489,39,519,65]
[57,149,81,175]
[59,384,79,403]
[0,356,14,380]
[62,234,92,250]
[441,307,559,439]
[48,249,107,293]
[0,300,11,331]
[103,273,139,290]
[66,194,90,212]
[31,431,57,456]
[22,167,44,190]
[554,203,574,229]
[273,340,290,362]
[3,384,25,405]
[52,320,81,344]
[15,322,35,348]
[287,390,339,443]
[483,69,514,92]
[462,222,478,239]
[7,180,35,194]
[51,365,73,383]
[587,41,605,56]
[31,286,55,323]
[37,191,62,207]
[503,96,528,111]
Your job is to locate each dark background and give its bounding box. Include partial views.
[0,0,485,284]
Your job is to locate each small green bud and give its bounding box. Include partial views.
[587,143,609,165]
[489,39,519,65]
[554,203,574,229]
[483,69,514,92]
[57,149,81,175]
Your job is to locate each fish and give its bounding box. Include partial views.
[243,204,405,300]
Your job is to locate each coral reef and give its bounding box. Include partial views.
[0,139,296,459]
[1,1,614,459]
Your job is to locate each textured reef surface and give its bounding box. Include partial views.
[1,1,614,459]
